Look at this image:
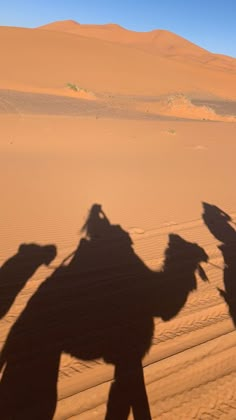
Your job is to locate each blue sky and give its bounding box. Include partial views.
[1,0,236,57]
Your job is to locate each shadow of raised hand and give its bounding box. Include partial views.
[202,202,236,326]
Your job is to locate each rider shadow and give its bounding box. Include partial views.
[0,243,56,319]
[0,204,208,420]
[202,202,236,326]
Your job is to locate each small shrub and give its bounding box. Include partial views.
[66,82,79,92]
[66,83,88,93]
[167,129,176,135]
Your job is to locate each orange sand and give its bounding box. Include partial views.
[0,21,236,419]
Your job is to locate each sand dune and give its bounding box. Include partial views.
[0,20,236,419]
[39,20,236,72]
[0,24,236,101]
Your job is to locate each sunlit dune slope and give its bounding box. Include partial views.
[0,25,235,99]
[39,20,236,73]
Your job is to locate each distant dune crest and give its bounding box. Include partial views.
[39,19,208,53]
[38,19,235,66]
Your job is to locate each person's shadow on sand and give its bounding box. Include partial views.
[202,202,236,326]
[0,204,208,419]
[0,243,56,319]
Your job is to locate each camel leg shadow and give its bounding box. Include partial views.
[105,360,151,420]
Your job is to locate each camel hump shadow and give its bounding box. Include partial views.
[0,204,208,420]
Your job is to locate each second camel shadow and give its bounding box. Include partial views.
[0,204,208,420]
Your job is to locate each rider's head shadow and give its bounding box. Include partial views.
[81,204,111,240]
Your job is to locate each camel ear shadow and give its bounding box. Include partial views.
[18,244,27,253]
[43,246,57,266]
[168,233,182,244]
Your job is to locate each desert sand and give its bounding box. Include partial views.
[0,20,236,419]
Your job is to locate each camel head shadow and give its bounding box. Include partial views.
[0,243,57,319]
[156,232,208,322]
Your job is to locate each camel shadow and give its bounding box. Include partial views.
[0,205,208,419]
[0,243,56,319]
[202,202,236,325]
